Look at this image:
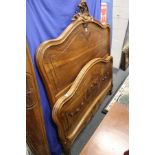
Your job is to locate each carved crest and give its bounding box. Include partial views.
[72,0,93,21]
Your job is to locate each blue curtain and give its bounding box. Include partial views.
[26,0,101,154]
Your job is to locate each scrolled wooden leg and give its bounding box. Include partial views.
[63,141,71,155]
[108,82,113,95]
[108,89,112,95]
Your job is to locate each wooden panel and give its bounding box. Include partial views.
[80,103,129,155]
[52,56,113,154]
[26,43,50,155]
[36,10,110,106]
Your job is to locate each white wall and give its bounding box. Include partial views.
[111,0,129,68]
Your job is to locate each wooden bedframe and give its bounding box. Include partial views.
[36,0,113,154]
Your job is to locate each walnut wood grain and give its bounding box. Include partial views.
[52,56,113,154]
[35,1,112,154]
[26,43,50,155]
[36,11,110,106]
[80,103,129,155]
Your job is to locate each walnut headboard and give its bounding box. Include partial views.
[36,12,110,106]
[36,0,112,154]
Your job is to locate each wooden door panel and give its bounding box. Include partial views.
[26,43,50,155]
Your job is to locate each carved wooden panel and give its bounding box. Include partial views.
[26,43,50,155]
[36,6,110,106]
[52,56,113,154]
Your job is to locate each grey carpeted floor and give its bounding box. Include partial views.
[67,67,129,155]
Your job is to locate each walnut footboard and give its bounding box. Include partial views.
[52,56,113,154]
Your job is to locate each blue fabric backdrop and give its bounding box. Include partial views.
[26,0,102,154]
